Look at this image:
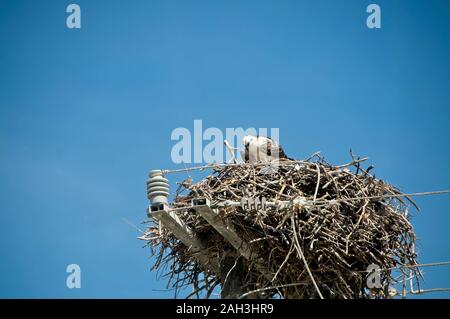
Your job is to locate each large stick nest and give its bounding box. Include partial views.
[144,154,420,299]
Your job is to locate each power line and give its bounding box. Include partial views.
[359,261,450,272]
[399,287,450,296]
[386,261,450,272]
[317,190,450,204]
[168,190,450,213]
[161,161,306,174]
[160,158,372,175]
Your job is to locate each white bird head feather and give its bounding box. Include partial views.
[243,135,258,145]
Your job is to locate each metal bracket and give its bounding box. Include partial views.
[148,206,220,274]
[191,197,273,281]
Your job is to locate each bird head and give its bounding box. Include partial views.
[243,135,258,146]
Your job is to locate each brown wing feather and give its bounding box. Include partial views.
[266,138,289,159]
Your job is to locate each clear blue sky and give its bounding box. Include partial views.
[0,0,449,298]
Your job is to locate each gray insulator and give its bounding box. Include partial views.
[147,170,169,205]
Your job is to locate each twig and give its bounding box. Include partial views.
[291,215,324,299]
[238,282,307,299]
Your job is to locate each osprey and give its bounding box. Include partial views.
[241,135,291,163]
